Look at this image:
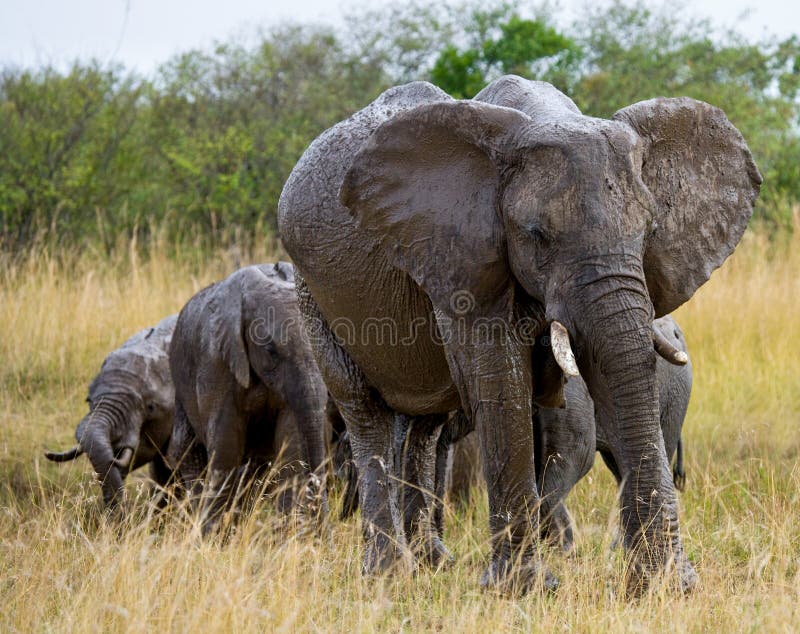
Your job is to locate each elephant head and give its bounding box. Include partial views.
[203,262,328,425]
[339,76,760,591]
[45,315,176,508]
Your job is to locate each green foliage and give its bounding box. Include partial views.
[430,46,484,98]
[568,1,800,228]
[0,0,798,250]
[429,4,581,97]
[0,64,145,246]
[0,26,387,250]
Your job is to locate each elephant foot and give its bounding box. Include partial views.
[625,548,698,597]
[541,524,575,555]
[362,531,408,577]
[413,536,454,570]
[479,555,559,596]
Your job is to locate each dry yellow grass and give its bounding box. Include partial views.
[1,219,799,632]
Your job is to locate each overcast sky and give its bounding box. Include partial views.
[1,0,797,75]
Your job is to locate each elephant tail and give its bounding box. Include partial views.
[333,431,359,520]
[672,437,686,492]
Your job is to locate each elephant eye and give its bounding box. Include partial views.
[261,340,279,370]
[527,225,549,243]
[147,403,156,414]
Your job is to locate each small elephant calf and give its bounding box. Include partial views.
[167,262,329,534]
[45,315,177,509]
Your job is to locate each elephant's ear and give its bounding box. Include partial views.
[203,277,251,388]
[614,97,762,316]
[340,100,531,313]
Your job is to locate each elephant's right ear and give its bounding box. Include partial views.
[340,101,531,313]
[203,278,251,388]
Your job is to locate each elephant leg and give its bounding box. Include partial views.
[272,408,304,515]
[296,277,403,574]
[535,450,577,553]
[395,413,451,568]
[201,396,246,537]
[291,411,330,527]
[334,430,360,520]
[167,400,208,506]
[436,308,556,594]
[447,429,480,508]
[534,402,595,553]
[148,453,174,509]
[432,429,451,539]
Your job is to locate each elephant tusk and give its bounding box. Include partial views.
[652,326,689,366]
[44,445,83,462]
[550,321,580,378]
[114,447,134,469]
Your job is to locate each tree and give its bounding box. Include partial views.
[571,0,800,227]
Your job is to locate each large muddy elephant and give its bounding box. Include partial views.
[45,315,177,509]
[166,262,329,535]
[278,76,760,594]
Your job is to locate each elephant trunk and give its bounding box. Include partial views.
[556,267,690,592]
[285,375,330,518]
[78,402,130,509]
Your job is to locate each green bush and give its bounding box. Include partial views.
[1,1,798,251]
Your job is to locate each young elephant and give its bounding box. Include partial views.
[45,315,177,509]
[166,262,329,534]
[535,315,692,551]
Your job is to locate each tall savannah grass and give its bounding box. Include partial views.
[1,216,799,631]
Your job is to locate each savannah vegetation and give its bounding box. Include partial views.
[1,0,799,630]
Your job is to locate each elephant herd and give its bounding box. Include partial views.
[46,75,760,598]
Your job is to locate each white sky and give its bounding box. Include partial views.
[1,0,797,75]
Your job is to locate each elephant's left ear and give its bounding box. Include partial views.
[203,278,251,389]
[614,97,762,315]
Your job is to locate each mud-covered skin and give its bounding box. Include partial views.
[166,262,329,534]
[45,315,177,509]
[279,76,760,594]
[536,315,692,551]
[336,408,479,550]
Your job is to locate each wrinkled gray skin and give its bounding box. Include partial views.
[45,315,177,509]
[278,76,760,594]
[339,315,690,552]
[335,410,478,524]
[166,262,328,534]
[536,315,691,550]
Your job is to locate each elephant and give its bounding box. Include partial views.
[166,262,329,535]
[535,314,692,551]
[278,75,760,594]
[44,314,177,509]
[336,314,690,552]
